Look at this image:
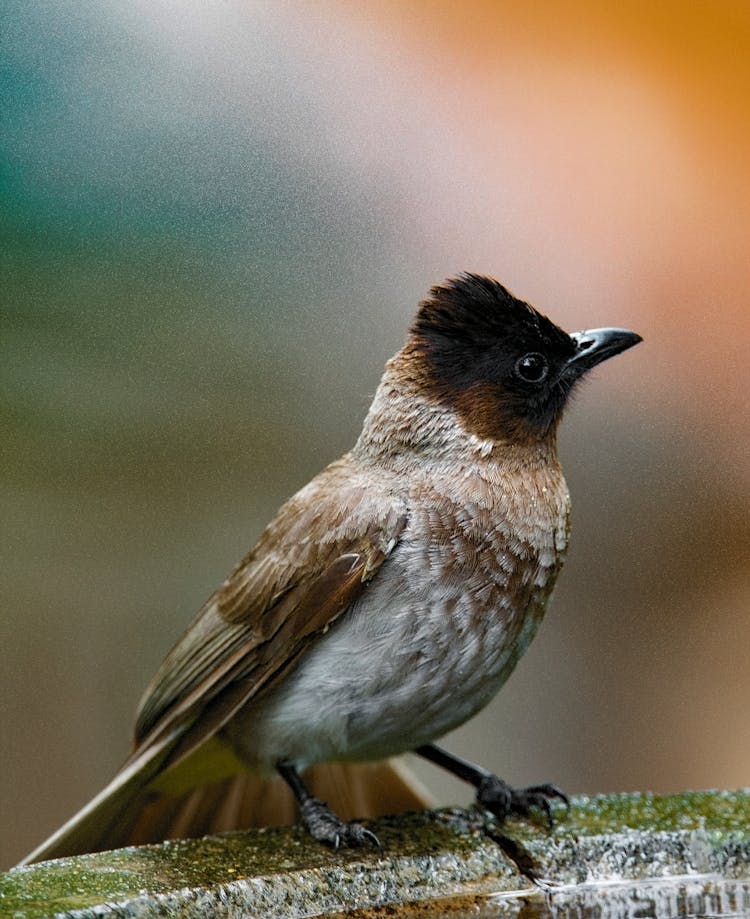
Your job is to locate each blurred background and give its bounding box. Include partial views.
[3,0,749,868]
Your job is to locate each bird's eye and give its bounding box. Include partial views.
[514,352,548,383]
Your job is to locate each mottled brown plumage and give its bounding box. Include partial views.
[21,273,641,864]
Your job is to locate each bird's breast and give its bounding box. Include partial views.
[228,461,570,771]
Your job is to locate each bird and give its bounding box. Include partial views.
[20,273,642,864]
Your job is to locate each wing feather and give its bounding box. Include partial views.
[131,458,407,774]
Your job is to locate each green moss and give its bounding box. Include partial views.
[565,789,750,835]
[3,791,749,919]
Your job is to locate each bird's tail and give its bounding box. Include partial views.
[19,749,433,866]
[126,759,434,847]
[17,731,181,866]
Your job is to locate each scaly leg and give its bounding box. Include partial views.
[415,743,568,828]
[277,760,380,848]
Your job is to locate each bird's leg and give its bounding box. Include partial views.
[415,744,568,828]
[276,761,380,848]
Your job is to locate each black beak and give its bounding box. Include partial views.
[565,327,643,377]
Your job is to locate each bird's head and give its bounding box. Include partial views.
[406,273,642,445]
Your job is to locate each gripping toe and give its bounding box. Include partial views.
[300,797,380,848]
[477,777,568,829]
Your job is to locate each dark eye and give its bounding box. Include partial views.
[514,352,548,383]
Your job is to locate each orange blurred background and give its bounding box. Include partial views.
[3,0,749,867]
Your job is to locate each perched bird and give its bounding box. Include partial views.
[21,273,641,864]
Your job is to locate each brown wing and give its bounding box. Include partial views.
[130,456,407,771]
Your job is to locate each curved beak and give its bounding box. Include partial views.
[566,327,643,376]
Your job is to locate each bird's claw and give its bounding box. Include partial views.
[335,826,381,849]
[300,797,381,848]
[477,776,569,829]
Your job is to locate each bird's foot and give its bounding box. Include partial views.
[299,796,380,848]
[477,776,569,829]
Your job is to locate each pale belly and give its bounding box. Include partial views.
[225,514,564,773]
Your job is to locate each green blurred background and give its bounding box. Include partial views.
[3,1,750,868]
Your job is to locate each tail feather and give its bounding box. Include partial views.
[18,731,180,866]
[20,756,433,866]
[127,759,433,845]
[309,760,435,820]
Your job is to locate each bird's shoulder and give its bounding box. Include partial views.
[216,454,408,625]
